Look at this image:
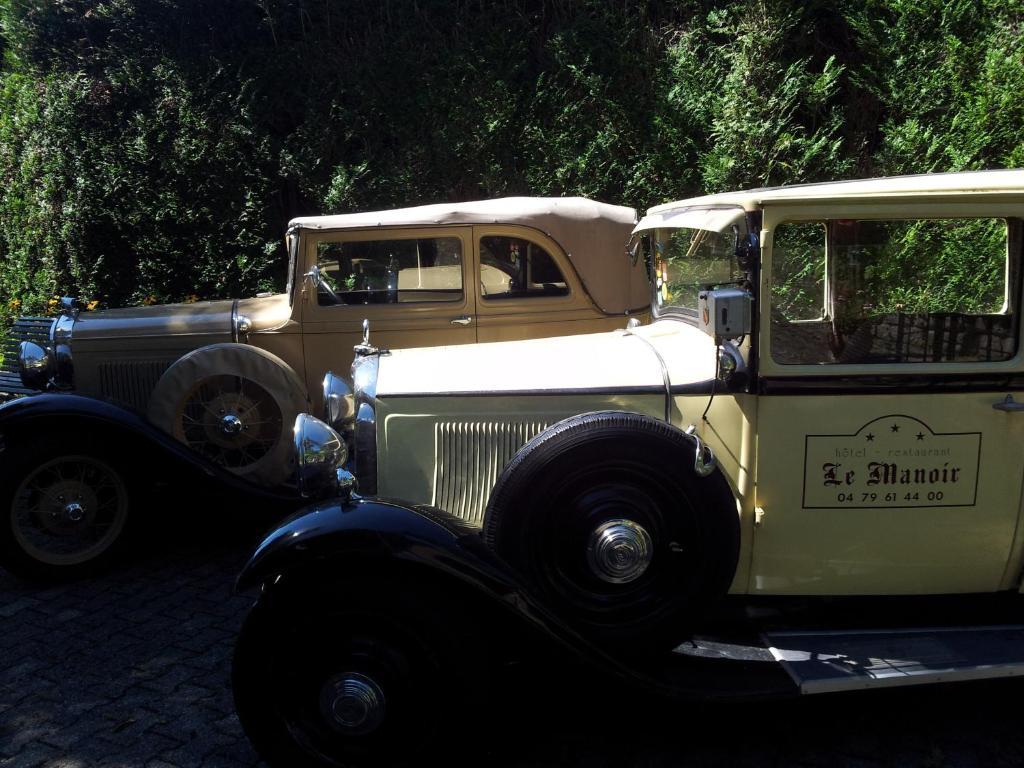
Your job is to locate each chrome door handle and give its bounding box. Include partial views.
[450,316,472,326]
[993,394,1024,411]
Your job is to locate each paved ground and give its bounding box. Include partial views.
[3,506,1024,767]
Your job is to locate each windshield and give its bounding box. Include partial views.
[653,225,743,316]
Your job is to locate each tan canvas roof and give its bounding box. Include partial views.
[644,169,1024,219]
[290,197,646,314]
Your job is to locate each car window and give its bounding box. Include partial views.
[770,217,1017,365]
[653,226,742,317]
[479,236,569,300]
[316,237,463,305]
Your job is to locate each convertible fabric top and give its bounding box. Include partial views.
[290,197,646,315]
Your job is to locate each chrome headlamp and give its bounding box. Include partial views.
[322,372,356,432]
[293,413,351,499]
[18,341,52,389]
[18,312,75,390]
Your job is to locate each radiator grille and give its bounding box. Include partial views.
[98,359,174,412]
[431,420,549,526]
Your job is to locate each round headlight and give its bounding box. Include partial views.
[322,372,356,432]
[18,341,52,389]
[294,413,349,498]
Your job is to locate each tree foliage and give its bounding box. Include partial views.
[0,0,1022,324]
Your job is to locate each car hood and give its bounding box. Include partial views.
[72,298,237,341]
[375,318,718,397]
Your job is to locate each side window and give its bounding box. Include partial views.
[316,237,463,305]
[772,222,826,321]
[479,236,569,300]
[771,217,1016,365]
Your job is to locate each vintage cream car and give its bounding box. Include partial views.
[230,169,1024,768]
[0,197,643,486]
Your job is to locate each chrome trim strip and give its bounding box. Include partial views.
[622,328,672,422]
[354,402,377,495]
[53,314,74,343]
[51,314,74,387]
[352,353,380,494]
[352,353,380,400]
[230,299,240,343]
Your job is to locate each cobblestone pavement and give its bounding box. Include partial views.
[3,506,1024,767]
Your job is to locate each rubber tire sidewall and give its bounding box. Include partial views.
[232,578,487,768]
[0,436,135,583]
[147,343,308,488]
[482,410,740,650]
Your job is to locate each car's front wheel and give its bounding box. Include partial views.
[233,580,486,768]
[0,439,132,581]
[483,411,740,651]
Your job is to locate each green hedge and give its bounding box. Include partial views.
[1,0,1022,321]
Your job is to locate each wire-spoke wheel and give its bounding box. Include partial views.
[1,444,134,582]
[148,344,309,488]
[179,375,283,469]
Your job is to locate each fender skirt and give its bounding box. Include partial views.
[236,498,796,701]
[0,393,300,505]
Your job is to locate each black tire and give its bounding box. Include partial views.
[232,579,487,768]
[0,436,134,582]
[482,411,739,650]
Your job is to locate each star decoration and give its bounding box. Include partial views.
[866,433,875,442]
[916,432,925,441]
[890,424,900,433]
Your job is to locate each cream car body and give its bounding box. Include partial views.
[351,169,1024,598]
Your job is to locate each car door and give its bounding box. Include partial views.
[472,225,624,343]
[751,201,1024,596]
[300,226,477,404]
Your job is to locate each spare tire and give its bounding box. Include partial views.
[482,411,739,650]
[147,343,309,487]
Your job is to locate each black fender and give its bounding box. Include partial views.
[237,496,607,662]
[0,393,300,506]
[238,496,538,599]
[236,497,796,701]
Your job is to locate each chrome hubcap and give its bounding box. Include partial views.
[220,413,244,435]
[62,501,86,523]
[319,673,386,735]
[586,518,653,584]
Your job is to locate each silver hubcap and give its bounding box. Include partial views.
[586,519,653,584]
[179,376,283,470]
[220,413,244,435]
[62,501,86,523]
[320,673,386,735]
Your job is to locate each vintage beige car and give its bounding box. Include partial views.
[1,197,645,488]
[231,170,1024,768]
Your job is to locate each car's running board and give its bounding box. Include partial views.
[761,625,1024,694]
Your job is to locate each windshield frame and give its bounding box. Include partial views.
[634,205,751,323]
